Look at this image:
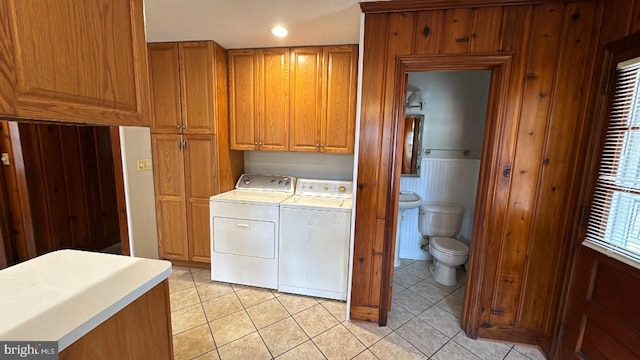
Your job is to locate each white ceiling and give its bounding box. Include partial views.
[144,0,372,49]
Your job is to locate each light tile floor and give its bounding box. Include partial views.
[168,259,547,360]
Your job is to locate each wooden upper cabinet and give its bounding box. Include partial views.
[229,45,356,153]
[257,48,290,151]
[289,45,357,153]
[322,45,357,153]
[148,41,219,134]
[229,50,258,150]
[180,43,216,134]
[0,0,150,126]
[229,48,289,151]
[148,44,182,133]
[290,47,323,152]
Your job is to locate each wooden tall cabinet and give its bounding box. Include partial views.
[148,41,243,264]
[0,0,150,126]
[229,48,290,151]
[289,45,358,153]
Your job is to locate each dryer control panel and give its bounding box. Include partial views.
[295,179,353,198]
[235,174,295,192]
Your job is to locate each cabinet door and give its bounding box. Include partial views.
[183,135,217,263]
[152,134,188,260]
[0,0,150,126]
[180,42,215,134]
[322,45,357,153]
[258,48,290,151]
[289,47,323,152]
[229,50,258,150]
[148,43,182,133]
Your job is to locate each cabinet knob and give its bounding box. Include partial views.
[182,125,186,129]
[316,144,320,147]
[175,125,181,129]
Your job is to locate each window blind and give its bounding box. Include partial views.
[584,56,640,265]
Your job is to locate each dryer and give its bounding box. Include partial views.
[209,174,294,289]
[278,178,353,300]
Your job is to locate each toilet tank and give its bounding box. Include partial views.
[418,202,464,237]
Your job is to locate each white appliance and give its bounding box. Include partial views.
[278,178,353,300]
[209,174,295,289]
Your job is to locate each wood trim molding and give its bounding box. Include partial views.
[110,127,130,256]
[360,0,589,13]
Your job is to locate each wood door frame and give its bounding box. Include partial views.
[380,54,513,328]
[109,126,130,256]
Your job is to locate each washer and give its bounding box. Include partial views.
[278,178,353,300]
[210,174,294,289]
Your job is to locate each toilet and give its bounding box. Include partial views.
[418,202,469,286]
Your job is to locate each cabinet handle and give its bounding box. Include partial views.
[183,139,187,150]
[177,139,182,150]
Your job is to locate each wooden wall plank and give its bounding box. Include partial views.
[59,126,91,250]
[414,10,445,55]
[95,127,120,248]
[470,7,504,53]
[490,2,565,328]
[16,124,51,255]
[352,12,388,312]
[376,12,416,219]
[471,5,534,333]
[520,1,598,334]
[39,125,73,250]
[442,8,473,54]
[632,0,640,33]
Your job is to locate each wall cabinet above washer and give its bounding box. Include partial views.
[229,45,357,154]
[228,48,290,151]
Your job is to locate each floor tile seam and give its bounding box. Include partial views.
[427,336,483,360]
[511,347,540,360]
[451,335,513,360]
[317,300,345,323]
[273,339,327,360]
[433,303,461,318]
[389,327,432,359]
[251,326,278,360]
[409,313,459,340]
[307,321,352,344]
[171,314,210,337]
[339,320,386,350]
[309,322,368,359]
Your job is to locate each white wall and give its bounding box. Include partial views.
[244,151,354,181]
[407,70,490,159]
[119,127,159,259]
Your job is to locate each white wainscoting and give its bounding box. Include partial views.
[398,158,480,260]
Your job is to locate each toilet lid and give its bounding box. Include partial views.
[431,237,469,255]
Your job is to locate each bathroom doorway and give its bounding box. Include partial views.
[380,54,513,328]
[389,70,491,325]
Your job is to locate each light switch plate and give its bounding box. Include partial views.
[137,159,152,171]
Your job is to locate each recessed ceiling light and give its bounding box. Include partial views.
[271,26,288,38]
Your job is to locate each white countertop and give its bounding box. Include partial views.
[0,249,172,350]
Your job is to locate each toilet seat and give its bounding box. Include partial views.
[430,237,469,255]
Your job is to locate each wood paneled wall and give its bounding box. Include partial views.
[351,0,618,353]
[18,123,121,254]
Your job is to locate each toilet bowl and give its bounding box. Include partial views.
[428,237,469,286]
[418,202,469,286]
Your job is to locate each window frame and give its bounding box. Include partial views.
[582,35,640,270]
